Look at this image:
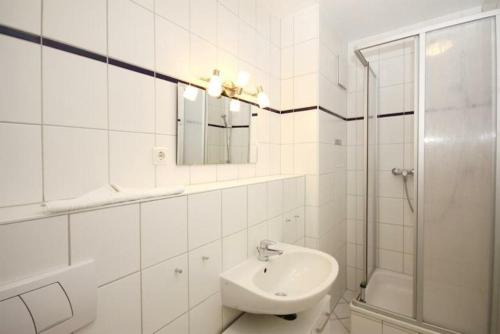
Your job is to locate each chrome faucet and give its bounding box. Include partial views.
[257,240,283,262]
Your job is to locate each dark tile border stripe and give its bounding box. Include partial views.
[0,24,40,43]
[43,38,107,63]
[377,111,414,118]
[319,106,347,121]
[231,125,250,128]
[208,124,250,129]
[109,58,155,76]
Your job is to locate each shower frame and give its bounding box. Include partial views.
[352,10,500,334]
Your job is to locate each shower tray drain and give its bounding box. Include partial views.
[275,292,287,297]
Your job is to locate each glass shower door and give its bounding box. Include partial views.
[422,17,496,334]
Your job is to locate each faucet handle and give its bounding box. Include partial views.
[259,239,275,248]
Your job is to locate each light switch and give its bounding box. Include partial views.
[21,283,73,333]
[0,296,36,334]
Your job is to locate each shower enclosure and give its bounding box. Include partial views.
[352,11,500,334]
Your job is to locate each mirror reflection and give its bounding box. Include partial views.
[177,83,254,165]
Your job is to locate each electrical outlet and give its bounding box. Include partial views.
[152,147,168,165]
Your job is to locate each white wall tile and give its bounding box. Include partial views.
[109,131,155,188]
[267,215,283,242]
[0,0,41,34]
[379,85,404,115]
[155,16,190,79]
[281,15,293,48]
[108,66,154,132]
[76,273,142,334]
[188,240,222,306]
[248,182,267,226]
[43,47,107,129]
[190,165,217,184]
[379,56,404,87]
[43,0,107,54]
[294,74,318,108]
[267,180,283,219]
[222,186,247,236]
[293,5,318,43]
[155,0,189,29]
[188,191,221,250]
[155,135,191,186]
[190,0,217,44]
[294,39,318,76]
[247,221,267,257]
[0,123,42,206]
[378,144,403,171]
[294,109,317,143]
[141,196,188,268]
[0,216,67,284]
[189,293,222,334]
[378,249,403,272]
[217,3,239,53]
[281,46,293,79]
[222,230,247,270]
[43,126,108,201]
[155,314,188,334]
[0,35,41,124]
[238,22,256,65]
[70,205,140,285]
[238,0,255,27]
[378,223,403,252]
[142,254,188,334]
[108,0,154,68]
[270,15,280,47]
[378,197,404,225]
[190,33,217,78]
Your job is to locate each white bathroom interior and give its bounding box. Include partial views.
[0,0,500,333]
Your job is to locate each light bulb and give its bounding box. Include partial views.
[183,85,198,101]
[207,69,223,97]
[256,86,270,109]
[236,71,250,87]
[230,99,241,112]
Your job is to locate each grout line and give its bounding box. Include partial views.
[40,2,46,204]
[106,0,111,185]
[138,204,144,334]
[67,215,72,266]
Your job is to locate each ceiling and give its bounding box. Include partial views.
[272,0,485,42]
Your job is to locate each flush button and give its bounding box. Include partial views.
[21,283,73,333]
[0,296,36,334]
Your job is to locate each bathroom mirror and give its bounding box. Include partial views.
[177,83,256,165]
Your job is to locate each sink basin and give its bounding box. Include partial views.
[220,242,339,315]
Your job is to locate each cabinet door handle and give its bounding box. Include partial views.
[174,268,183,274]
[202,256,210,261]
[294,215,300,218]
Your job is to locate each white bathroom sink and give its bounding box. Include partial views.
[220,243,338,315]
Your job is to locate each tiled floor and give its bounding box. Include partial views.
[328,290,356,333]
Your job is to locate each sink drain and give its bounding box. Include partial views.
[275,292,287,297]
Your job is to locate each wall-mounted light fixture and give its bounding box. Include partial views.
[201,68,270,109]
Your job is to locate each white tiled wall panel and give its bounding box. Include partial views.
[76,273,142,334]
[1,176,306,334]
[70,205,140,285]
[0,216,67,284]
[141,196,188,268]
[43,0,107,54]
[43,47,108,129]
[43,126,109,201]
[0,35,41,124]
[0,123,43,206]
